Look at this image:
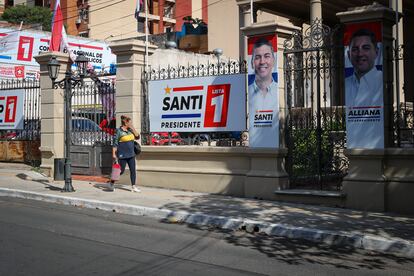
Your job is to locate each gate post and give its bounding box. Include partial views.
[34,52,71,177]
[337,3,398,212]
[109,39,157,132]
[240,22,300,199]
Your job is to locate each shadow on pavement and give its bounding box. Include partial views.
[185,223,414,271]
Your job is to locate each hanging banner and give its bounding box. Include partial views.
[344,22,384,149]
[247,34,279,148]
[148,74,246,132]
[0,27,116,78]
[0,89,24,129]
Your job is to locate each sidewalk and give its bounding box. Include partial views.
[0,162,414,258]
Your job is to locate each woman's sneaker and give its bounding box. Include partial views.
[108,182,115,191]
[131,186,141,193]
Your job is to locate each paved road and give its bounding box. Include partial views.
[1,197,413,276]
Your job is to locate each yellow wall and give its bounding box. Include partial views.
[89,0,138,41]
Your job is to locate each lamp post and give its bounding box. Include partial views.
[213,48,223,68]
[47,52,89,192]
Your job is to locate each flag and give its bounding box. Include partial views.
[50,0,76,62]
[61,27,76,61]
[50,0,64,51]
[135,0,144,22]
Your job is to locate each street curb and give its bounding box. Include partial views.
[1,188,413,258]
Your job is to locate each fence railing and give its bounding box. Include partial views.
[0,79,41,141]
[389,43,414,148]
[71,77,116,146]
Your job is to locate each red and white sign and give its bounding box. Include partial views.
[0,63,39,80]
[0,27,116,75]
[0,89,24,129]
[148,75,246,132]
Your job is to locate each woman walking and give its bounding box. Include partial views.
[110,115,140,192]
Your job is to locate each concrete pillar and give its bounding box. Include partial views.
[109,39,157,133]
[337,3,399,212]
[240,22,301,193]
[239,4,252,60]
[310,0,322,22]
[244,148,289,200]
[34,52,71,176]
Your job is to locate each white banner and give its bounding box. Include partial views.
[344,22,384,149]
[0,89,24,129]
[247,34,279,148]
[148,74,246,132]
[0,27,116,76]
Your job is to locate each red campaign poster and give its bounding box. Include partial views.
[17,36,34,62]
[203,84,230,127]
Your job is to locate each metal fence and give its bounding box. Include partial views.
[284,20,348,191]
[71,76,116,146]
[0,79,41,141]
[389,43,414,147]
[142,60,249,146]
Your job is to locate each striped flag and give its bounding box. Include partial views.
[50,0,76,61]
[135,0,144,21]
[50,0,64,51]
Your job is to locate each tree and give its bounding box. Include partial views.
[1,5,53,31]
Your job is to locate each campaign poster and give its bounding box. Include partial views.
[148,74,246,132]
[344,22,384,149]
[0,27,116,77]
[0,89,24,129]
[0,63,40,80]
[247,34,279,148]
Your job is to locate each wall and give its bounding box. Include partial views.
[121,146,288,200]
[149,47,229,68]
[207,0,240,59]
[89,0,137,41]
[207,0,281,59]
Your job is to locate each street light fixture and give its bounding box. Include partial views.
[213,48,223,66]
[47,52,89,192]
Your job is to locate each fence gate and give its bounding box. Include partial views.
[283,20,348,190]
[70,75,115,176]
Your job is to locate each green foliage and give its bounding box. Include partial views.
[1,5,53,31]
[291,128,333,176]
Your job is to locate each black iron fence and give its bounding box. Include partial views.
[71,76,116,146]
[389,43,414,147]
[284,20,347,190]
[0,79,41,141]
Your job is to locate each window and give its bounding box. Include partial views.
[79,31,89,38]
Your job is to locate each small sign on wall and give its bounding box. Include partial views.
[0,89,24,130]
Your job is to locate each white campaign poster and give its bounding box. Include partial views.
[148,74,246,132]
[247,34,279,148]
[0,89,24,129]
[344,22,384,149]
[0,27,116,79]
